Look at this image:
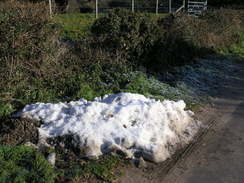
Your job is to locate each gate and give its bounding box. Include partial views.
[188,0,207,16]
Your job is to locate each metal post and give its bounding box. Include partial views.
[49,0,52,16]
[132,0,135,13]
[156,0,159,14]
[169,0,171,13]
[95,0,98,18]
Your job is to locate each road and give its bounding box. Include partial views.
[119,63,244,183]
[163,63,244,183]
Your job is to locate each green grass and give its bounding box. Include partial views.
[82,155,127,181]
[53,13,96,40]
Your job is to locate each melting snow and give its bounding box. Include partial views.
[18,93,201,163]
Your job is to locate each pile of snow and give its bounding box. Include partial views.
[18,93,201,163]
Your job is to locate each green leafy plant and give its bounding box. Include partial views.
[0,103,14,117]
[0,146,56,183]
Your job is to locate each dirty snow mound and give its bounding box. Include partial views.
[18,93,201,163]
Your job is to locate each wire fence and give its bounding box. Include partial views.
[51,0,186,16]
[94,0,170,14]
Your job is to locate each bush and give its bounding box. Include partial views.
[90,9,244,73]
[0,1,104,113]
[91,8,161,66]
[142,9,244,72]
[0,3,134,116]
[141,31,200,72]
[0,1,133,117]
[0,146,56,183]
[0,1,61,111]
[167,10,244,51]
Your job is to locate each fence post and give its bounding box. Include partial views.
[95,0,98,18]
[156,0,159,14]
[49,0,52,16]
[132,0,135,13]
[169,0,172,13]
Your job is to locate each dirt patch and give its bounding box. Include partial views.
[0,117,40,145]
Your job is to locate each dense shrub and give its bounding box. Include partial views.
[193,10,242,49]
[91,8,162,66]
[0,1,112,114]
[90,9,244,72]
[0,1,60,112]
[90,10,197,71]
[0,2,130,116]
[0,1,130,117]
[0,3,134,117]
[0,146,56,183]
[142,34,200,72]
[170,10,244,50]
[143,9,244,71]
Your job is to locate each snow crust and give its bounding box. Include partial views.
[19,93,200,162]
